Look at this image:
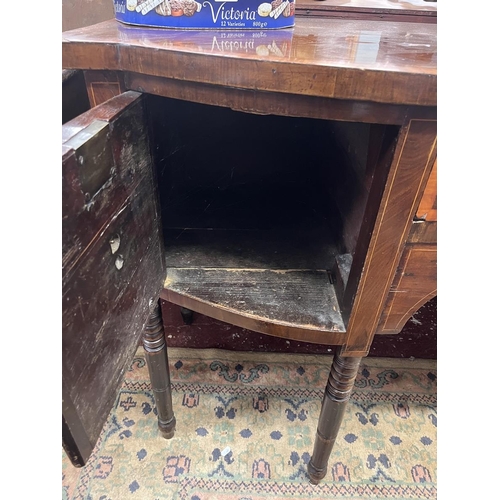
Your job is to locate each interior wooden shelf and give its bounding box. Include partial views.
[162,267,346,344]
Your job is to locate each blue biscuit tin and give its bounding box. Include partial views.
[113,0,295,29]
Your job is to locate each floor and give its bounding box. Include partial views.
[63,346,437,499]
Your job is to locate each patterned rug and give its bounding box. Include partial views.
[62,347,437,499]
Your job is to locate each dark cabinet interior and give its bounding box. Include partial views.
[147,95,399,336]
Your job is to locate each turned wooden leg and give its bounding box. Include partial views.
[307,347,361,484]
[142,302,176,439]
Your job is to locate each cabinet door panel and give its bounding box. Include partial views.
[62,91,165,466]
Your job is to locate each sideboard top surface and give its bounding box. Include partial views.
[297,0,437,13]
[296,0,436,18]
[62,17,437,106]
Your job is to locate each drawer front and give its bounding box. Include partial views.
[62,91,165,466]
[377,243,436,335]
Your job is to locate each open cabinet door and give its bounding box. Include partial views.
[62,91,166,466]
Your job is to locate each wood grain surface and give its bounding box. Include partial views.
[378,244,436,334]
[62,17,436,106]
[342,117,436,356]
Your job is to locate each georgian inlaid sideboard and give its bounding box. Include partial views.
[62,5,436,484]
